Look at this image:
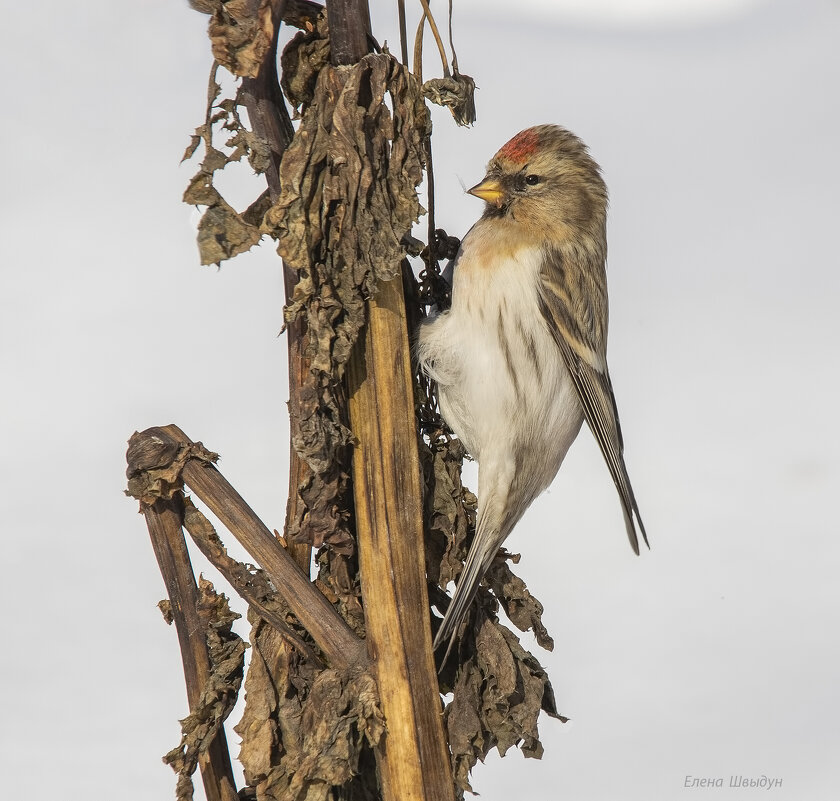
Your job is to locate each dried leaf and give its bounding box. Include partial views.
[181,64,273,266]
[422,72,477,127]
[280,12,331,114]
[236,617,382,801]
[444,612,566,793]
[486,551,555,651]
[125,434,218,507]
[181,134,202,163]
[241,189,272,228]
[314,548,365,637]
[189,0,218,12]
[296,469,354,552]
[225,127,272,173]
[266,52,428,356]
[207,0,275,78]
[158,599,174,625]
[236,621,302,785]
[422,436,476,591]
[196,194,263,265]
[183,170,218,208]
[267,46,429,556]
[163,577,247,801]
[191,0,322,31]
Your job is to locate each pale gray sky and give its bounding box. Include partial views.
[2,0,839,799]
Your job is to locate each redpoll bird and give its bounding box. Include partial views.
[418,125,648,653]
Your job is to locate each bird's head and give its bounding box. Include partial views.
[469,124,608,247]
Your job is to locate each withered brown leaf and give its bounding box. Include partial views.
[162,577,246,801]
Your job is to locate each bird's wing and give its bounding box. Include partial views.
[538,248,648,553]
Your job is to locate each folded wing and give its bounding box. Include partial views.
[538,248,648,553]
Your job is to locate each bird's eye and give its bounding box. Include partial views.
[525,174,540,186]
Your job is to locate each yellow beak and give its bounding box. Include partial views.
[468,177,505,207]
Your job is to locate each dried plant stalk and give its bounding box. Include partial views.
[348,274,454,801]
[127,425,367,671]
[143,495,240,801]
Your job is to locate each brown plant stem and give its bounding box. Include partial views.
[347,277,455,801]
[325,0,455,797]
[144,495,239,801]
[240,0,312,574]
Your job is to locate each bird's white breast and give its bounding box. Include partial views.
[418,222,584,496]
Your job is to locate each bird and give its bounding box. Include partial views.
[417,124,648,654]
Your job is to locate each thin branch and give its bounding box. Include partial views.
[413,13,426,81]
[426,136,437,272]
[447,0,459,74]
[240,0,313,575]
[397,0,409,66]
[181,497,323,666]
[416,0,451,78]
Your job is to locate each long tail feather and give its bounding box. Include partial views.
[433,531,493,653]
[433,469,519,657]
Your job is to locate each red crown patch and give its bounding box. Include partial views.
[497,128,539,164]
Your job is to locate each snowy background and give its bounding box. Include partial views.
[2,0,839,798]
